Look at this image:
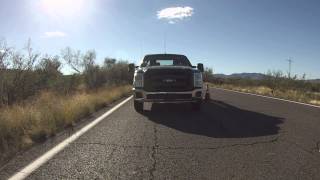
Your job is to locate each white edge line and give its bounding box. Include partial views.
[212,87,320,108]
[9,96,133,180]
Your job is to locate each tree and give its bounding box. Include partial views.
[102,60,132,84]
[38,55,62,75]
[0,39,12,105]
[82,50,102,89]
[3,39,41,104]
[82,50,96,71]
[203,67,214,82]
[25,39,39,70]
[104,58,116,69]
[36,55,62,89]
[61,47,82,73]
[0,39,12,70]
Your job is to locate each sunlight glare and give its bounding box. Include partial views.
[40,0,86,19]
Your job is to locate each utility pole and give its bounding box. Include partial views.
[286,58,293,79]
[164,32,167,54]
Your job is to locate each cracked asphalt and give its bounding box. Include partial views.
[5,88,320,179]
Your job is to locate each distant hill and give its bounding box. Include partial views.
[213,73,320,83]
[308,79,320,84]
[214,73,267,80]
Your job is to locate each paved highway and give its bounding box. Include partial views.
[5,88,320,179]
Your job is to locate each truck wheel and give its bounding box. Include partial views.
[205,92,210,102]
[192,101,202,111]
[134,100,144,113]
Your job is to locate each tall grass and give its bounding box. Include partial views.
[0,85,131,163]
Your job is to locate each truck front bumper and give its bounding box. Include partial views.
[133,88,204,103]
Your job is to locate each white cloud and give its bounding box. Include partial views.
[157,6,194,24]
[43,31,67,38]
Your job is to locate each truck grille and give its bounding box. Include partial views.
[144,69,193,92]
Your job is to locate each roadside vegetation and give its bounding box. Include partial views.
[0,39,132,164]
[204,68,320,106]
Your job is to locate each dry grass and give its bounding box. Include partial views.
[210,83,320,106]
[0,85,131,163]
[309,100,320,105]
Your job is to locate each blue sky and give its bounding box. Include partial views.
[1,0,320,78]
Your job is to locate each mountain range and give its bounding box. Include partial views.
[213,73,320,83]
[214,73,268,80]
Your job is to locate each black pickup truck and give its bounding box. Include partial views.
[129,54,207,112]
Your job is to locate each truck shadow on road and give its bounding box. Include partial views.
[143,100,284,138]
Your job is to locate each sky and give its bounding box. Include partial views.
[0,0,320,78]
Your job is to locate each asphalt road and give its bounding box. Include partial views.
[9,88,320,179]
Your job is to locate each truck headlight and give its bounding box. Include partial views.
[194,72,203,88]
[134,72,144,88]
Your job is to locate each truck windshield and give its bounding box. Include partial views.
[141,54,192,67]
[154,60,174,66]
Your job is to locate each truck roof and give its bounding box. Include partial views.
[143,54,187,59]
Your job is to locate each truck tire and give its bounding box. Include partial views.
[205,92,210,102]
[192,101,202,111]
[134,100,144,112]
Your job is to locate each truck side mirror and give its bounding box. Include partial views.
[128,63,135,73]
[197,63,204,72]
